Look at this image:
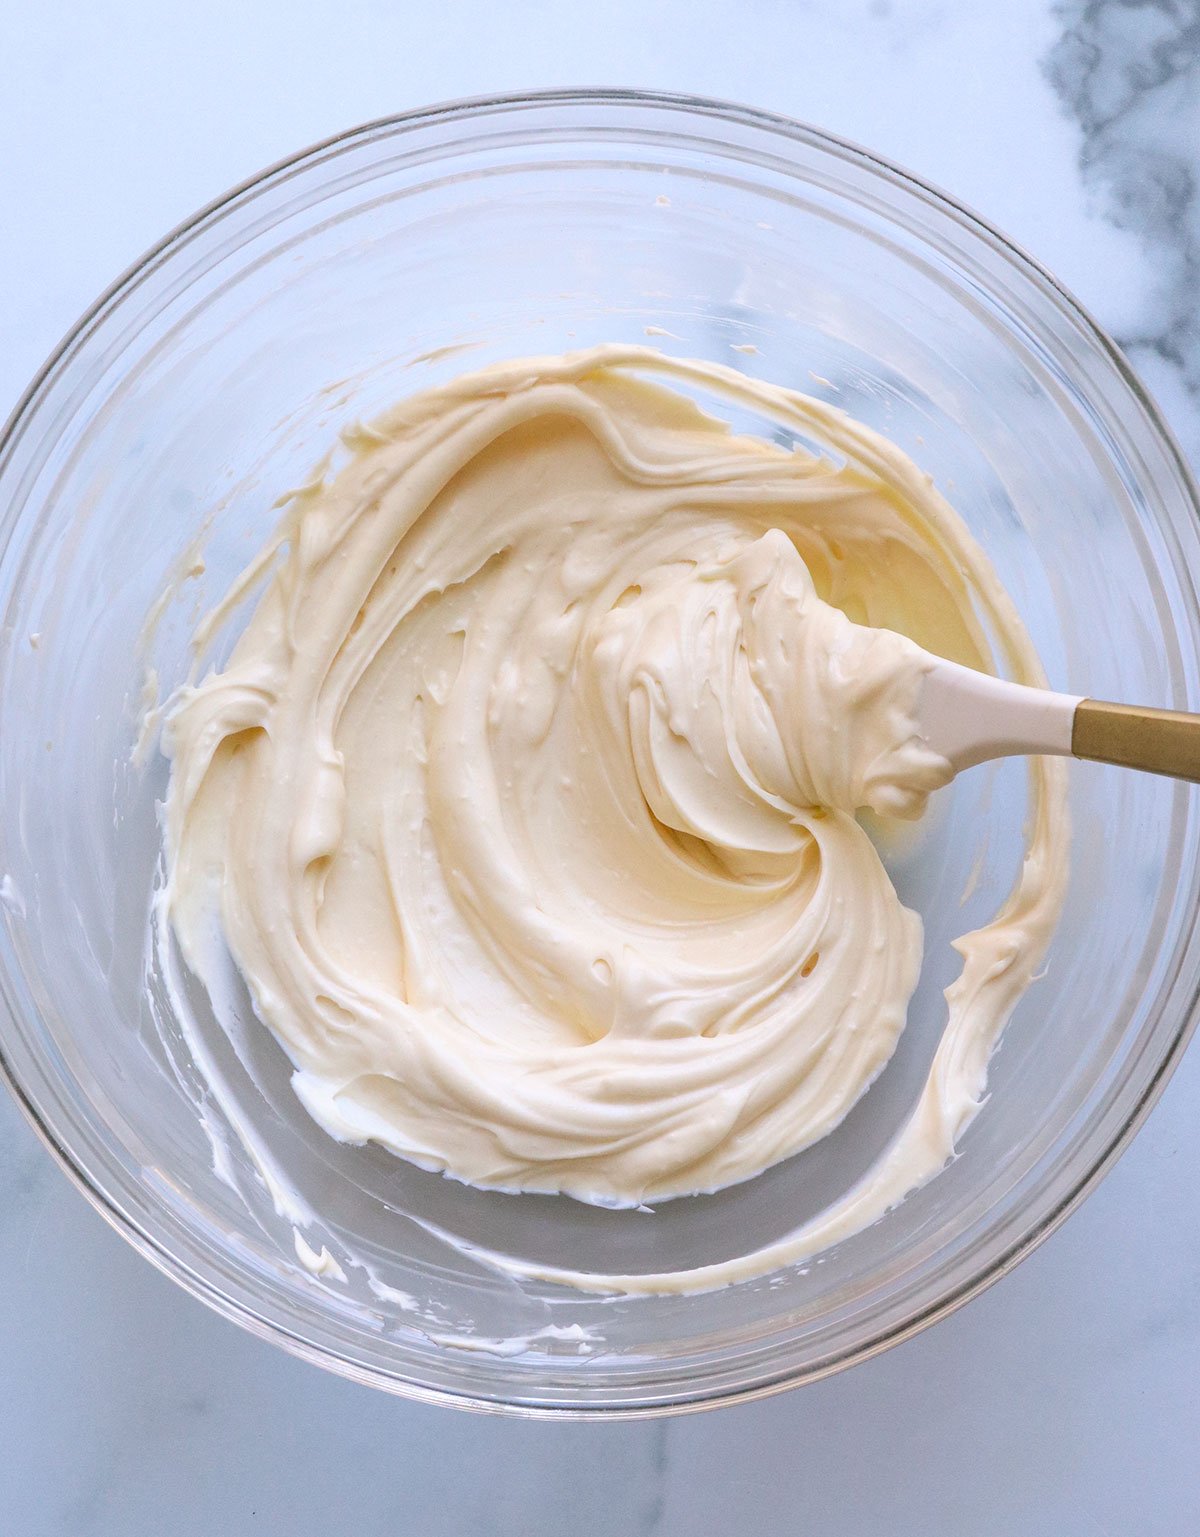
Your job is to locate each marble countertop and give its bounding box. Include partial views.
[2,2,1198,1532]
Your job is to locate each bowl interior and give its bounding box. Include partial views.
[2,94,1200,1413]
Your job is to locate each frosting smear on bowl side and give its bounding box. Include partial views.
[160,345,1067,1292]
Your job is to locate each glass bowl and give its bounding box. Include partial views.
[2,90,1199,1418]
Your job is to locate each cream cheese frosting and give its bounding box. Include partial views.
[161,345,1067,1291]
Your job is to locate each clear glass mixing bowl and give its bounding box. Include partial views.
[2,90,1200,1417]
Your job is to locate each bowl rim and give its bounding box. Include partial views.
[2,85,1199,1419]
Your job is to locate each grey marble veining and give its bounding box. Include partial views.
[1047,1,1200,452]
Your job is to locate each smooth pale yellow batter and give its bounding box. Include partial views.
[162,346,1066,1291]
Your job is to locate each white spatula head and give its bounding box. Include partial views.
[915,657,1079,776]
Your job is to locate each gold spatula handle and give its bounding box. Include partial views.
[1072,699,1200,784]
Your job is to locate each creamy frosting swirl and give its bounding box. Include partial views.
[162,346,1066,1286]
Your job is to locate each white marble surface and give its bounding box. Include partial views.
[3,2,1199,1531]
